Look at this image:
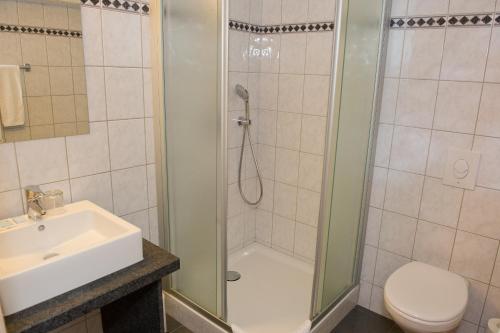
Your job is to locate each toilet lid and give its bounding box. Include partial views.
[384,261,468,323]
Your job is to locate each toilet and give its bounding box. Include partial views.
[384,261,469,333]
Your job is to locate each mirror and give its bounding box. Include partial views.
[0,0,89,143]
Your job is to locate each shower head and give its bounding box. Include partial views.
[235,84,249,102]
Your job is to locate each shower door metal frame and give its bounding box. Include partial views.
[156,0,229,321]
[310,0,392,321]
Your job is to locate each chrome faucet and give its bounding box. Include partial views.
[25,185,47,221]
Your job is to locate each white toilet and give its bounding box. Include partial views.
[384,261,469,333]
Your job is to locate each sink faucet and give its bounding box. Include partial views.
[25,185,47,221]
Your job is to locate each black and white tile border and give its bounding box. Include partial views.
[391,13,500,29]
[0,24,82,37]
[80,0,149,15]
[229,20,334,34]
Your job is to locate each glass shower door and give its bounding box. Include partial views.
[163,0,226,317]
[314,0,389,315]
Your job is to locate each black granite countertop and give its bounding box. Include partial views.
[5,239,180,333]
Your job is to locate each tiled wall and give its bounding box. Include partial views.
[227,0,336,262]
[0,0,158,245]
[359,0,500,332]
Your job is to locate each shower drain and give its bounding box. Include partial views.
[226,271,241,282]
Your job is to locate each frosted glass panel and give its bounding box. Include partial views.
[320,0,386,310]
[164,0,221,315]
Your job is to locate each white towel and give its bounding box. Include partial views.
[294,320,311,333]
[0,65,25,127]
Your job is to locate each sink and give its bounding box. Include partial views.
[0,200,143,315]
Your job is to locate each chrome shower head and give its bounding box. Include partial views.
[235,84,249,102]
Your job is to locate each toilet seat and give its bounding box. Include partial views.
[384,262,468,332]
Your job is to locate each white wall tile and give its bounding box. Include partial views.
[262,0,282,25]
[476,83,500,137]
[229,0,250,21]
[450,231,498,283]
[308,0,336,22]
[278,74,304,113]
[375,124,393,168]
[412,220,455,269]
[105,67,144,120]
[256,209,273,245]
[259,34,281,73]
[305,32,333,75]
[122,209,150,239]
[464,279,489,325]
[385,30,405,78]
[303,75,330,116]
[379,210,417,258]
[420,177,463,228]
[395,79,438,128]
[279,33,307,74]
[401,29,445,80]
[0,190,23,219]
[485,29,500,83]
[66,122,110,178]
[361,245,377,282]
[273,182,297,219]
[473,136,500,190]
[259,73,279,110]
[108,119,146,170]
[272,214,295,251]
[70,173,113,212]
[373,249,410,287]
[441,28,491,82]
[145,117,155,164]
[146,164,157,207]
[460,187,500,240]
[407,0,449,15]
[81,7,103,66]
[370,167,388,209]
[300,115,326,155]
[389,126,431,174]
[0,143,19,192]
[257,144,276,180]
[365,207,382,247]
[276,112,301,150]
[281,0,308,23]
[101,10,142,67]
[480,286,500,327]
[358,282,372,309]
[379,78,399,123]
[111,166,148,216]
[294,222,316,260]
[275,148,299,185]
[298,152,323,192]
[433,81,482,134]
[391,0,408,16]
[384,170,424,218]
[15,138,68,187]
[449,0,496,13]
[296,188,320,226]
[229,31,249,72]
[85,66,107,122]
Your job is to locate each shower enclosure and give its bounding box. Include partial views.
[159,0,390,331]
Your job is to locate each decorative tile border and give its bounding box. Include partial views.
[391,13,499,29]
[80,0,149,15]
[229,20,334,34]
[0,24,82,37]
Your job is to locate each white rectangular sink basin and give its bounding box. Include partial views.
[0,200,143,315]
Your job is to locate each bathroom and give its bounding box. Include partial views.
[1,0,500,332]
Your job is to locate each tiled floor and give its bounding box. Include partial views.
[332,306,403,333]
[166,315,193,333]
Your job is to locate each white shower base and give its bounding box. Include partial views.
[228,243,314,333]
